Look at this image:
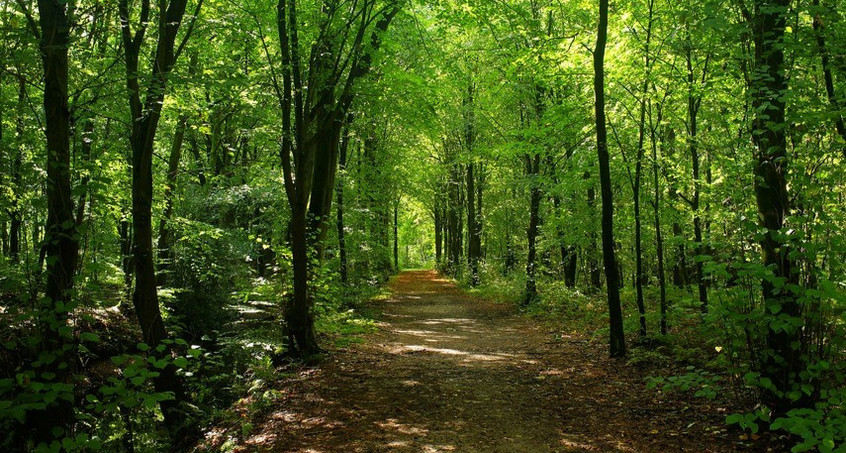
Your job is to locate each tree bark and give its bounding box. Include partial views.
[747,0,803,415]
[36,0,80,441]
[595,0,626,357]
[631,0,654,337]
[653,103,668,335]
[686,43,709,313]
[585,172,602,289]
[119,0,197,442]
[336,122,350,284]
[812,0,846,157]
[524,154,541,305]
[156,115,187,287]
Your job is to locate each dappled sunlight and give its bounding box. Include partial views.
[420,444,457,452]
[375,418,429,436]
[392,328,465,341]
[396,344,520,363]
[224,270,749,453]
[416,317,476,325]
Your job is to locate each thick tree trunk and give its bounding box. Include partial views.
[586,176,601,289]
[36,0,80,441]
[748,0,803,415]
[595,0,626,357]
[287,204,320,355]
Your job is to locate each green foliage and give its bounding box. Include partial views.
[646,367,724,401]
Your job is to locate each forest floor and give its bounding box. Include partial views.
[221,270,785,453]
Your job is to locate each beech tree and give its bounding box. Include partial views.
[270,0,400,356]
[119,0,202,439]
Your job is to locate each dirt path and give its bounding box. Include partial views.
[235,270,778,452]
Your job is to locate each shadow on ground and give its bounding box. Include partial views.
[227,270,776,453]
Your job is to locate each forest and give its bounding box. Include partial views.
[0,0,844,451]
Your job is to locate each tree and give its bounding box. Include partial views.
[743,0,802,416]
[271,0,399,356]
[34,0,80,441]
[594,0,626,358]
[119,0,201,440]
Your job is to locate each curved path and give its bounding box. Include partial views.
[234,270,775,452]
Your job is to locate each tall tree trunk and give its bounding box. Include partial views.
[119,0,196,443]
[394,201,399,271]
[595,0,626,358]
[653,103,668,335]
[465,82,481,286]
[119,218,133,300]
[36,0,80,441]
[746,0,803,416]
[156,115,187,287]
[631,0,654,337]
[467,162,480,285]
[524,154,541,305]
[336,122,350,284]
[9,76,27,264]
[686,43,709,313]
[585,172,602,289]
[812,0,846,157]
[434,196,442,265]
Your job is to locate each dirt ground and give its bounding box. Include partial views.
[231,270,785,452]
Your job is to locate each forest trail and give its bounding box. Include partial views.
[234,270,766,453]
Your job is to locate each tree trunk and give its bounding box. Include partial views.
[336,123,350,284]
[287,204,320,355]
[653,103,668,335]
[156,115,187,287]
[120,0,195,442]
[595,0,626,357]
[631,0,654,337]
[434,196,442,265]
[394,201,399,271]
[812,0,846,157]
[586,174,602,289]
[686,44,709,313]
[524,154,541,305]
[747,0,803,415]
[467,163,480,285]
[36,0,80,442]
